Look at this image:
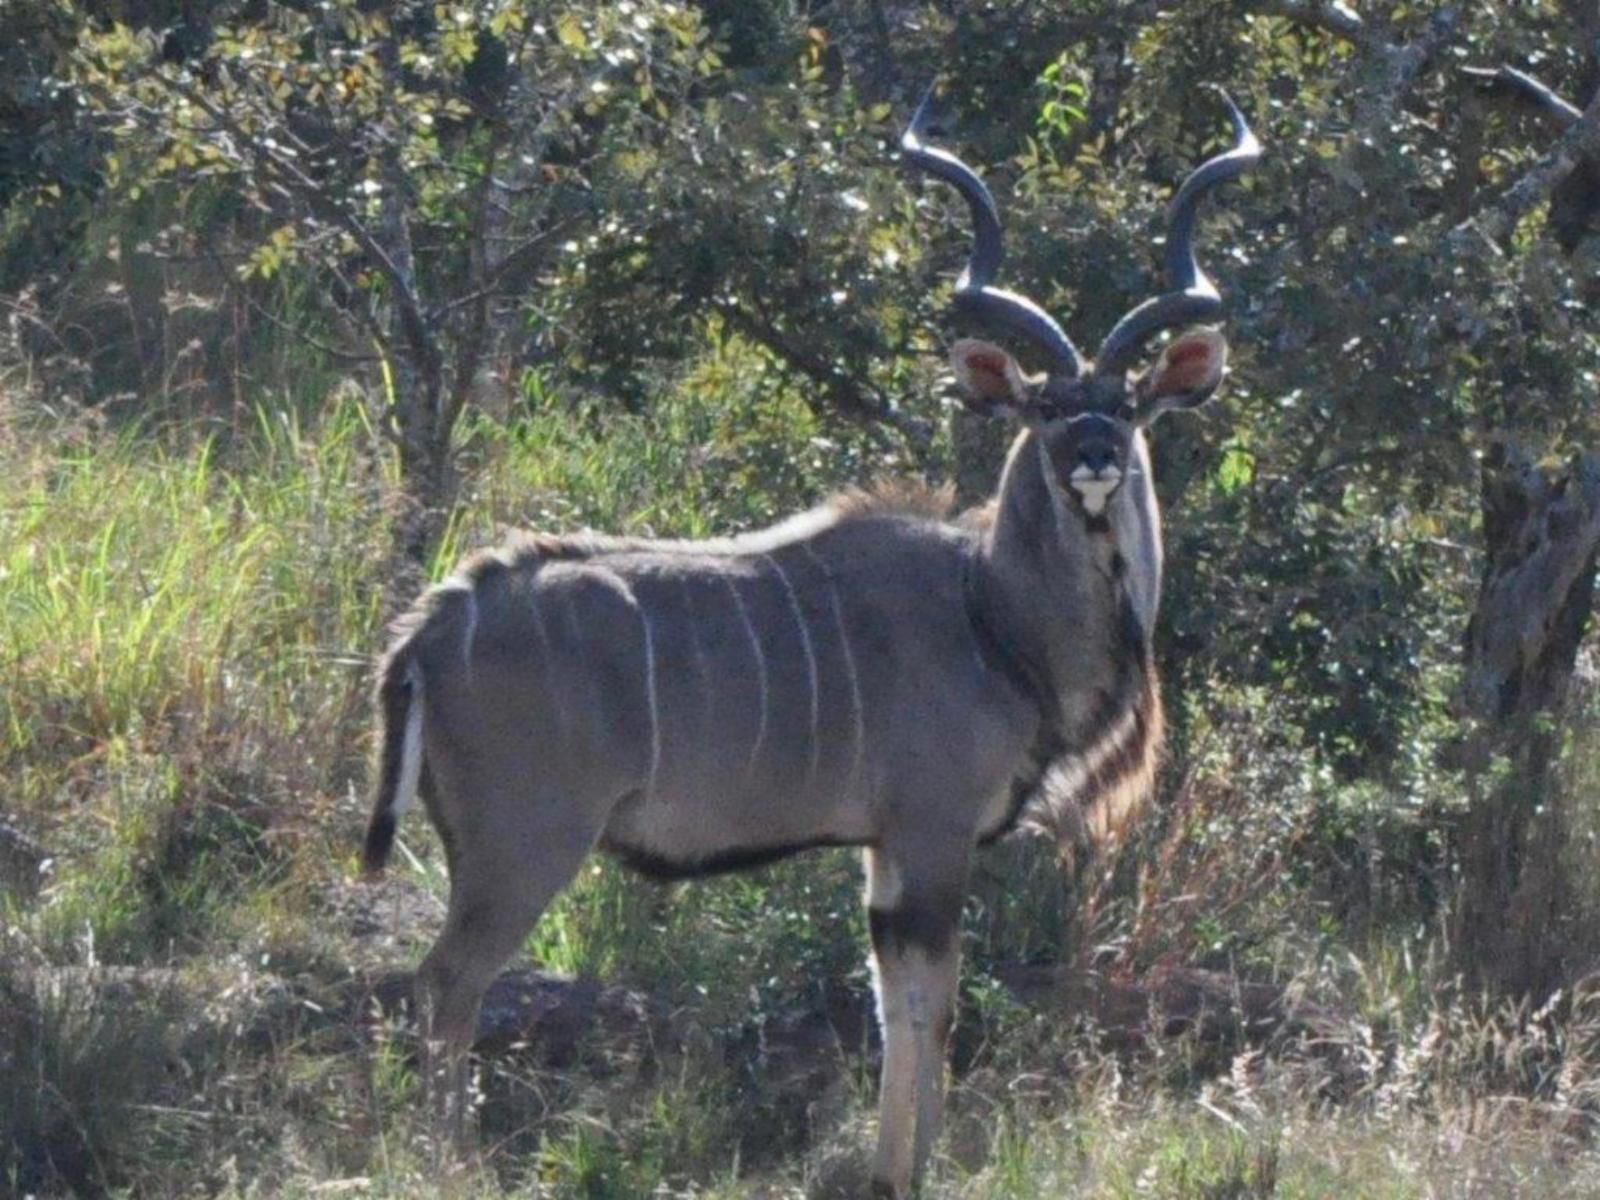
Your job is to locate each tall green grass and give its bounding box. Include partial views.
[1,405,386,784]
[2,401,389,965]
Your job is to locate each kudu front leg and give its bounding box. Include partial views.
[865,846,966,1198]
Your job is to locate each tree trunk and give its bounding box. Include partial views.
[367,112,457,573]
[949,407,1010,508]
[1451,441,1600,996]
[388,364,454,602]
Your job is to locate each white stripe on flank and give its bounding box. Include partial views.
[459,589,479,683]
[802,545,864,788]
[528,588,552,657]
[724,574,769,777]
[562,588,584,647]
[559,588,592,750]
[767,554,820,788]
[589,567,662,799]
[394,663,425,817]
[639,603,662,799]
[604,582,662,800]
[968,633,990,681]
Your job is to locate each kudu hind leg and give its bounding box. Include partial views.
[865,845,967,1198]
[416,810,599,1157]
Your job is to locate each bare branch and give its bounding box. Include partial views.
[1451,83,1600,249]
[1265,4,1462,226]
[1358,8,1462,132]
[715,301,909,443]
[440,124,508,441]
[149,71,436,365]
[1463,65,1584,126]
[426,222,572,325]
[1060,0,1170,36]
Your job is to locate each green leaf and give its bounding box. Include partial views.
[556,12,589,51]
[1218,442,1255,494]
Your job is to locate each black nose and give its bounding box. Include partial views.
[1078,441,1118,473]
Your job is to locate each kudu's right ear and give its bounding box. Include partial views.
[1135,328,1229,423]
[951,339,1034,419]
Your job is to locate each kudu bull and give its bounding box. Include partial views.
[363,86,1258,1197]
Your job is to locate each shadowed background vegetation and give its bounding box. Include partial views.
[4,0,1600,1195]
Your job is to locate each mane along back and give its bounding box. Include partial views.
[380,475,963,681]
[442,478,959,579]
[823,479,957,524]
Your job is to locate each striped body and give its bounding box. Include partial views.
[365,437,1162,890]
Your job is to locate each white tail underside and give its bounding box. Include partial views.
[394,665,425,817]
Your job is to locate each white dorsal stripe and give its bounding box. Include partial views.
[767,554,821,788]
[640,606,661,798]
[725,574,769,777]
[803,544,865,789]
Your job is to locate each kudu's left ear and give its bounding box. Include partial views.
[1135,329,1229,423]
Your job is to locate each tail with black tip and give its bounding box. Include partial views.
[362,645,424,876]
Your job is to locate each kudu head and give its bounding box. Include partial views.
[902,85,1260,517]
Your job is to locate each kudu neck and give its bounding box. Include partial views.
[976,428,1154,718]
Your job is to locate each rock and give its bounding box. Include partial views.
[723,992,871,1161]
[362,968,659,1066]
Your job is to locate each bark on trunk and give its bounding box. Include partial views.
[949,407,1010,508]
[1452,441,1600,996]
[390,374,453,595]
